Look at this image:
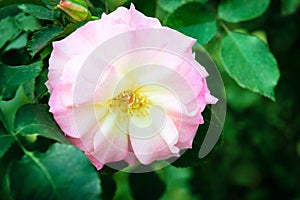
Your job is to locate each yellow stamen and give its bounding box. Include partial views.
[109,90,150,118]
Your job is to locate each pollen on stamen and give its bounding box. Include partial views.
[109,90,150,118]
[126,94,135,105]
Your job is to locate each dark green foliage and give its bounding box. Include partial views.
[27,25,64,56]
[0,61,42,100]
[0,17,21,49]
[0,121,13,159]
[129,171,166,200]
[15,104,69,143]
[9,144,101,200]
[165,2,217,45]
[100,173,117,200]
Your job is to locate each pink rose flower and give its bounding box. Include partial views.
[47,4,217,170]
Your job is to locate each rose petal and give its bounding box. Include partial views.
[101,4,162,29]
[89,112,132,165]
[129,107,179,164]
[50,83,109,138]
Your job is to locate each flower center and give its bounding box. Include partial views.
[109,90,151,118]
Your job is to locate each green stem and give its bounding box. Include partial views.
[90,16,99,20]
[219,21,231,34]
[104,0,109,14]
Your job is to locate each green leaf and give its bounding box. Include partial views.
[18,4,60,21]
[218,0,270,22]
[22,79,36,101]
[156,0,207,23]
[0,61,42,100]
[4,32,28,52]
[15,12,41,32]
[0,121,13,159]
[0,17,21,49]
[27,23,82,57]
[40,45,53,59]
[158,0,207,13]
[9,143,101,200]
[220,32,280,100]
[106,0,128,11]
[132,0,157,17]
[42,0,60,9]
[15,104,69,143]
[281,0,300,15]
[28,25,64,56]
[0,0,44,8]
[59,22,85,38]
[35,68,49,101]
[165,2,217,45]
[0,86,32,131]
[129,171,166,200]
[178,22,217,46]
[0,162,13,200]
[0,135,13,159]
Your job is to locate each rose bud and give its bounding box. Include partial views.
[57,0,91,22]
